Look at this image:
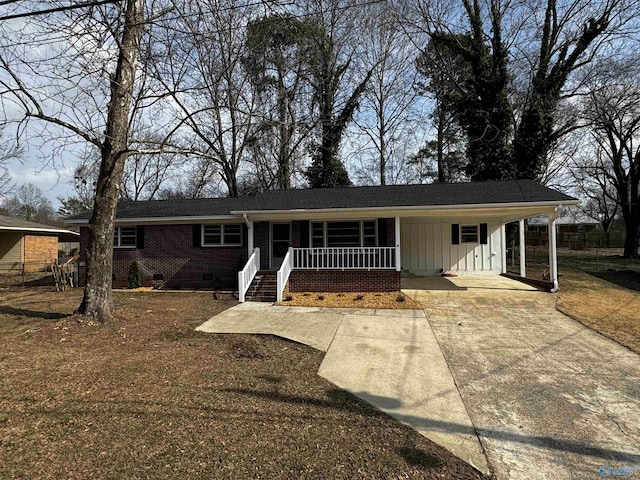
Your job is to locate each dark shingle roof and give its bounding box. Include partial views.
[234,180,576,212]
[66,196,257,221]
[66,180,576,221]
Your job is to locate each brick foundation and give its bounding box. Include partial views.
[23,235,58,272]
[287,270,400,292]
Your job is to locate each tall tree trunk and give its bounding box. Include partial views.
[436,100,445,183]
[78,0,145,322]
[622,212,639,258]
[623,165,640,258]
[378,113,386,186]
[277,77,291,190]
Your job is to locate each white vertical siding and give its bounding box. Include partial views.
[400,221,502,275]
[0,232,24,273]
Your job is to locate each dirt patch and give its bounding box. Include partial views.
[278,291,422,309]
[0,288,485,480]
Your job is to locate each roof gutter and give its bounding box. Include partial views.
[65,214,239,225]
[0,226,79,235]
[230,199,579,216]
[64,199,579,224]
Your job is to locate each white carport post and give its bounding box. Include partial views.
[395,216,401,271]
[519,218,526,278]
[547,210,559,291]
[500,224,507,274]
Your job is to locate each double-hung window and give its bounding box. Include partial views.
[114,226,137,248]
[310,220,377,247]
[202,224,242,246]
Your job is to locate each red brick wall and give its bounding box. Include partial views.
[79,225,247,289]
[287,270,400,292]
[23,235,58,272]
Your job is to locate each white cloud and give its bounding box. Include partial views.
[8,164,76,208]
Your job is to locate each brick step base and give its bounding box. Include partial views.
[246,271,277,302]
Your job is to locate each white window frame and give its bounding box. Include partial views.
[114,226,137,249]
[460,224,480,244]
[309,220,378,248]
[201,223,243,247]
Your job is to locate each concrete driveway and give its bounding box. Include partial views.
[197,303,490,474]
[404,275,640,480]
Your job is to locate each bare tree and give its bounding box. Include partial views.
[0,0,151,321]
[0,130,20,197]
[148,0,262,197]
[120,152,183,201]
[353,3,425,185]
[2,182,55,223]
[580,81,640,257]
[409,0,639,180]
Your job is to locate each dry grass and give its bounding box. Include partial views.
[524,248,640,355]
[277,291,422,309]
[0,287,486,480]
[555,270,640,354]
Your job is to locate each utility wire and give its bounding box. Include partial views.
[0,0,121,21]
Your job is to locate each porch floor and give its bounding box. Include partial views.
[401,274,538,292]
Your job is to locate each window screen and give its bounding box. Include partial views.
[460,225,479,243]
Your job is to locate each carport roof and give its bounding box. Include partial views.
[0,214,78,235]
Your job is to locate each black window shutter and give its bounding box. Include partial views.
[378,218,389,247]
[451,224,460,245]
[299,221,310,248]
[193,224,202,247]
[480,223,488,245]
[136,226,145,249]
[242,223,247,246]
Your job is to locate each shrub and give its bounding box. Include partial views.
[303,292,311,297]
[396,294,406,302]
[317,295,325,301]
[284,294,293,301]
[354,294,365,301]
[128,259,141,289]
[337,293,345,297]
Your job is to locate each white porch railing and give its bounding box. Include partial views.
[238,247,260,303]
[291,247,397,270]
[276,247,293,302]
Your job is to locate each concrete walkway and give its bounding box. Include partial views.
[404,275,640,480]
[197,303,490,475]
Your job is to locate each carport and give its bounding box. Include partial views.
[399,203,566,291]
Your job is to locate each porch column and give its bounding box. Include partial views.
[519,218,526,278]
[243,214,254,253]
[247,222,254,253]
[500,224,507,274]
[548,211,558,291]
[394,216,401,272]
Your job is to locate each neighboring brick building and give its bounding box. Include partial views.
[23,235,59,272]
[0,215,78,273]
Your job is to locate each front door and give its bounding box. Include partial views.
[271,223,291,270]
